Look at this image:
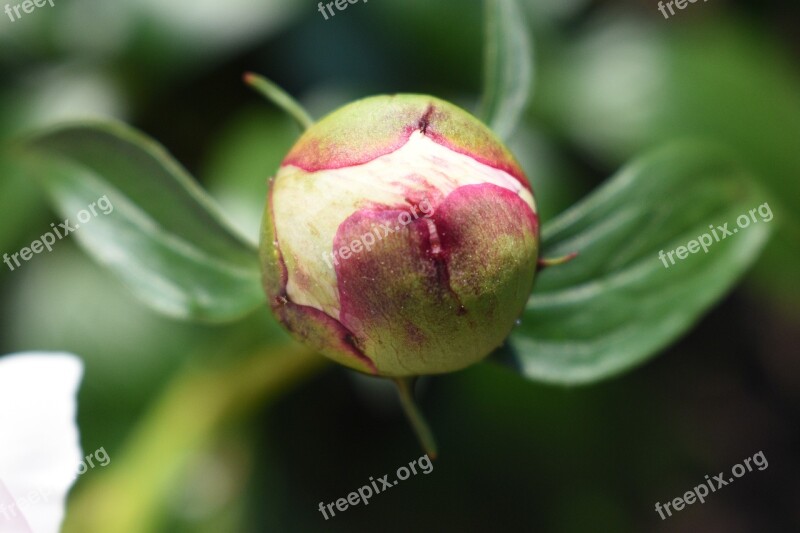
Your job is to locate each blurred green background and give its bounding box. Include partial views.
[1,0,798,531]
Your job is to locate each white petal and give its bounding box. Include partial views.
[0,353,84,533]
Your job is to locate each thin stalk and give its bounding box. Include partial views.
[537,251,578,271]
[243,72,314,131]
[393,377,438,460]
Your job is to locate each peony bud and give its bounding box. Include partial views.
[260,94,539,377]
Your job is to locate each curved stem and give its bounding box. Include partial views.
[243,72,314,131]
[537,251,578,271]
[393,377,438,460]
[63,343,325,533]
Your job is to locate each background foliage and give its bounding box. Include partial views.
[1,0,798,531]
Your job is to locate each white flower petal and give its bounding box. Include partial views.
[0,353,84,533]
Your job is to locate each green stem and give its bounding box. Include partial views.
[63,343,325,533]
[393,377,438,460]
[537,251,578,271]
[243,72,314,131]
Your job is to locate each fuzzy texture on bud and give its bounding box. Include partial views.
[260,94,539,377]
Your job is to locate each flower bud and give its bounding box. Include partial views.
[260,94,539,377]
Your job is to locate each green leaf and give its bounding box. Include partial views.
[504,143,772,385]
[14,121,265,323]
[480,0,533,140]
[536,18,800,229]
[534,18,800,311]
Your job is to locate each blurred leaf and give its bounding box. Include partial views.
[15,121,264,323]
[480,0,533,140]
[537,18,800,225]
[506,143,772,384]
[535,17,800,310]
